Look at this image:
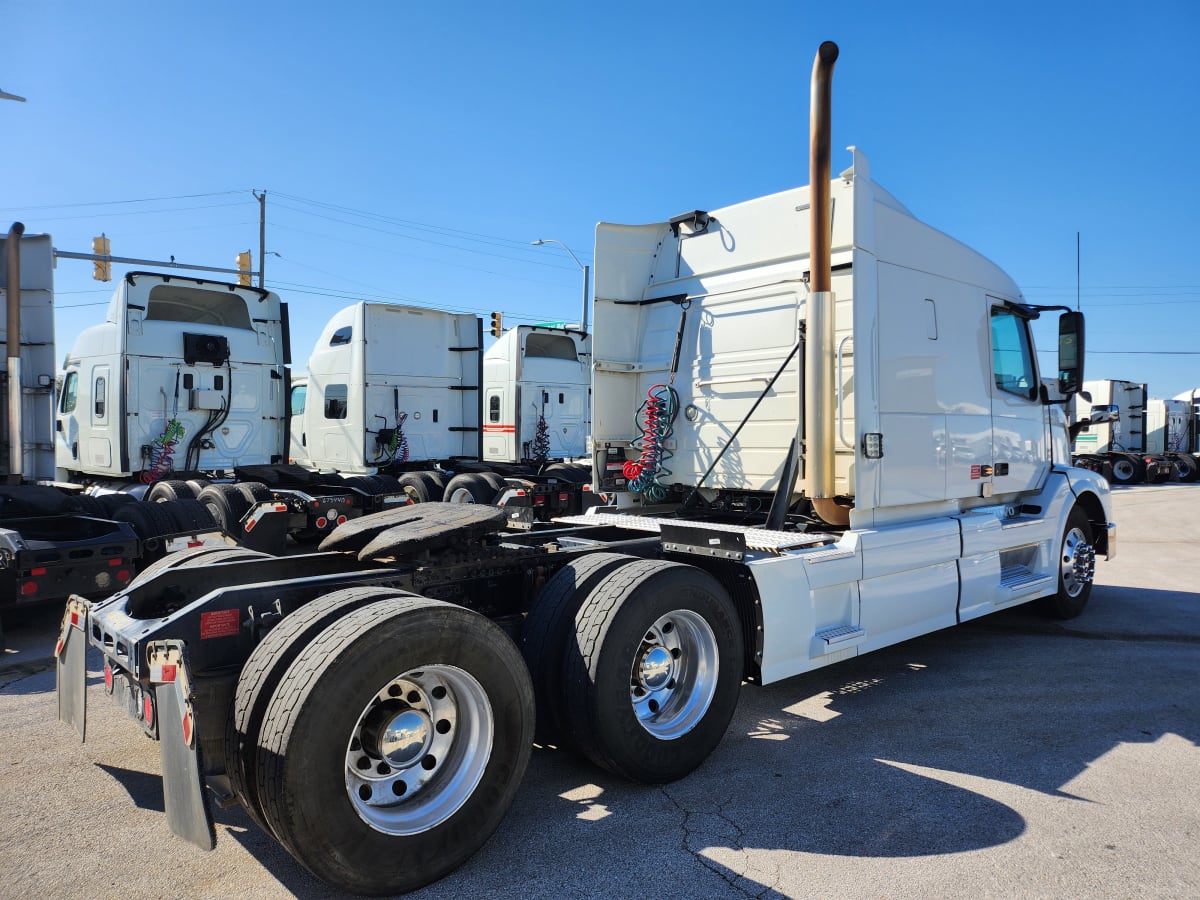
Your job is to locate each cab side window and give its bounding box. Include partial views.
[60,372,78,413]
[990,308,1038,400]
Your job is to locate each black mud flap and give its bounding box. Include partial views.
[149,641,216,851]
[236,502,289,555]
[55,597,89,741]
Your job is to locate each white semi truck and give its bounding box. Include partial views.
[54,274,409,546]
[290,302,593,522]
[0,225,278,621]
[1071,379,1172,484]
[56,41,1114,896]
[1148,394,1200,481]
[1172,388,1200,465]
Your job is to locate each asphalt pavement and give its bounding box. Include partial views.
[1,484,1197,899]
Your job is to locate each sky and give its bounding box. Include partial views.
[3,2,1199,399]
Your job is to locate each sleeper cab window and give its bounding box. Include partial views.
[94,376,106,418]
[324,384,349,419]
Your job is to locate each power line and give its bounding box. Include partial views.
[14,203,253,225]
[0,191,248,212]
[271,191,593,262]
[268,201,581,271]
[267,221,579,287]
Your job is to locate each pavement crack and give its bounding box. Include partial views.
[660,784,780,898]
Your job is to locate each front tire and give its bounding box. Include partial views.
[560,559,744,783]
[254,596,534,896]
[1036,506,1096,619]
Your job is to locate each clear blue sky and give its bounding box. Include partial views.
[4,2,1199,398]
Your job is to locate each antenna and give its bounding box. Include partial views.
[1076,231,1081,311]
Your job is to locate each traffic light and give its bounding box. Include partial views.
[236,251,252,286]
[92,235,111,282]
[490,311,503,338]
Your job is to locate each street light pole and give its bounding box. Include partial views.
[531,239,590,335]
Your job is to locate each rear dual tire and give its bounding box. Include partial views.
[443,473,499,505]
[247,593,534,896]
[550,558,745,783]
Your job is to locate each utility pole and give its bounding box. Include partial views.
[254,190,267,289]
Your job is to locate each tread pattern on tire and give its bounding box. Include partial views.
[560,558,743,782]
[520,552,638,746]
[225,586,415,836]
[145,479,197,502]
[398,472,432,503]
[253,595,534,894]
[161,498,218,533]
[442,472,497,505]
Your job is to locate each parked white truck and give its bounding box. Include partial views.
[0,225,276,621]
[290,302,593,522]
[56,41,1114,897]
[1071,379,1172,484]
[54,274,408,546]
[1145,396,1198,481]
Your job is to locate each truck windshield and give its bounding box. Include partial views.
[144,285,253,330]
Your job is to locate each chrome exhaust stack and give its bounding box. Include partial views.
[803,42,848,525]
[5,221,25,484]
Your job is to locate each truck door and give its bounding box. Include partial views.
[55,368,81,467]
[289,381,310,467]
[988,304,1048,495]
[536,384,586,459]
[58,362,118,472]
[483,386,515,463]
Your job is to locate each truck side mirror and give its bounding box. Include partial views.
[1089,404,1119,424]
[1057,310,1085,395]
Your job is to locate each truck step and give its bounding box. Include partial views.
[816,624,864,645]
[999,565,1054,596]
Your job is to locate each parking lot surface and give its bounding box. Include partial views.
[2,484,1197,899]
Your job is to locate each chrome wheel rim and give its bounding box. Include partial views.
[629,609,719,740]
[1060,526,1096,598]
[345,665,492,835]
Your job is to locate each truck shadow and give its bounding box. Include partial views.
[431,585,1199,896]
[83,583,1200,898]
